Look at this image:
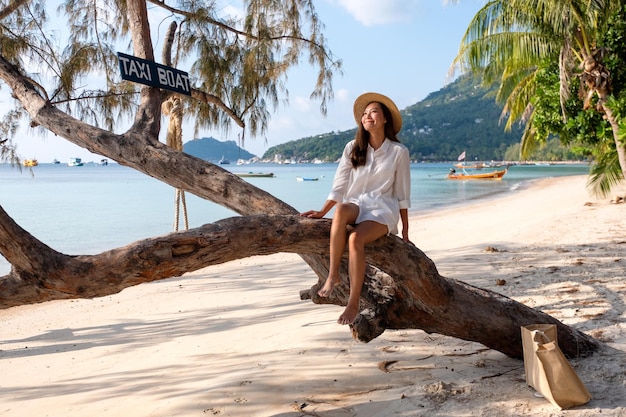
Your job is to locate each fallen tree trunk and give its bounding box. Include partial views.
[0,210,600,359]
[0,38,600,361]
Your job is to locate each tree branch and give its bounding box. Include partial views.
[126,0,162,137]
[0,212,600,359]
[0,0,30,20]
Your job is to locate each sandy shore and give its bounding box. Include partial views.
[1,175,625,416]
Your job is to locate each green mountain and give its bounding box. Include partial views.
[183,137,256,162]
[263,75,524,162]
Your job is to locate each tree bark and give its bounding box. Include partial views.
[0,210,599,359]
[580,49,626,180]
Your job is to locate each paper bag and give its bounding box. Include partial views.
[521,324,591,409]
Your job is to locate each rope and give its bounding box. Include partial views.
[163,96,189,231]
[174,189,180,231]
[181,189,189,230]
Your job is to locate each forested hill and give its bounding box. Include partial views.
[184,137,256,163]
[263,75,524,162]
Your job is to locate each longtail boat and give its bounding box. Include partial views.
[447,168,507,180]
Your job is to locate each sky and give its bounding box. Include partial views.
[5,0,487,163]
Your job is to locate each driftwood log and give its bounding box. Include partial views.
[0,207,599,359]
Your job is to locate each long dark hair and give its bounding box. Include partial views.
[349,102,400,168]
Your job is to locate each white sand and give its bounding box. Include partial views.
[1,175,625,416]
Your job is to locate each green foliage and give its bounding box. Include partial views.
[587,142,622,197]
[504,139,583,162]
[265,131,352,162]
[600,2,626,152]
[530,138,587,161]
[601,3,626,95]
[530,60,612,147]
[528,63,563,143]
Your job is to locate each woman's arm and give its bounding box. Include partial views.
[300,199,337,218]
[399,208,410,242]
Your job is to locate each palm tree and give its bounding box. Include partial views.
[450,0,626,194]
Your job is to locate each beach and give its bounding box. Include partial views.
[1,174,625,416]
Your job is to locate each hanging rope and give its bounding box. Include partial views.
[162,21,189,232]
[163,95,188,231]
[173,188,189,231]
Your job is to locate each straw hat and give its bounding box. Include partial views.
[353,92,402,134]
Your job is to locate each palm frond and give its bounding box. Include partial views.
[587,149,623,197]
[520,110,539,158]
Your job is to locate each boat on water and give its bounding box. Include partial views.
[219,156,230,164]
[235,172,275,178]
[455,161,487,169]
[449,150,507,180]
[447,168,507,180]
[23,159,38,167]
[52,159,60,164]
[296,176,319,181]
[456,162,508,169]
[68,157,84,166]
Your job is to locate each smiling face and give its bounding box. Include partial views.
[361,102,387,135]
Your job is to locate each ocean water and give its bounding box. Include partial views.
[0,161,590,275]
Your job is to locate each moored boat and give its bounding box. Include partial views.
[456,162,508,169]
[447,168,507,180]
[455,162,487,169]
[296,176,319,181]
[68,157,84,166]
[235,172,274,178]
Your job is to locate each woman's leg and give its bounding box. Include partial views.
[338,220,388,325]
[318,203,359,297]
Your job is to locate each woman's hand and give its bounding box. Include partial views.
[300,210,324,219]
[402,230,414,245]
[301,200,335,219]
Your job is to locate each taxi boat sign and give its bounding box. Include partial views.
[117,52,191,96]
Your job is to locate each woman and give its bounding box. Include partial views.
[301,92,411,325]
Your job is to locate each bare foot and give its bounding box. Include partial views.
[317,277,339,297]
[337,304,359,325]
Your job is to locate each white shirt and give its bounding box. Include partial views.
[328,138,411,235]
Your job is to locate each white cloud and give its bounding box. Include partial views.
[220,3,245,20]
[334,0,423,26]
[336,88,350,102]
[293,95,313,112]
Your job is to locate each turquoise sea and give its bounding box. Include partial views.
[0,161,590,275]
